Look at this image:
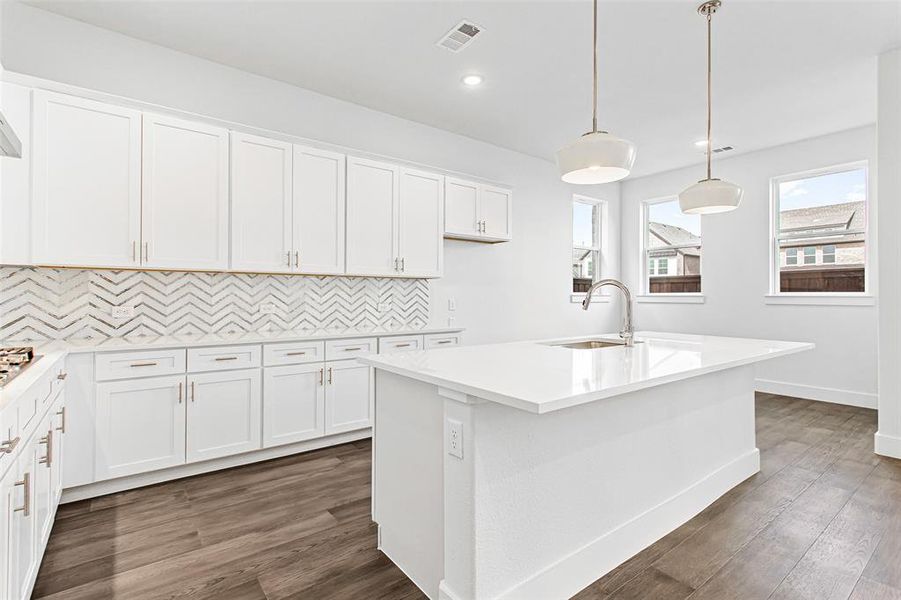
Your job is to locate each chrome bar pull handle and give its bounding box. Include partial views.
[178,381,183,404]
[57,371,67,380]
[130,362,158,368]
[191,381,195,402]
[143,242,149,261]
[294,251,299,268]
[39,430,52,467]
[14,473,30,516]
[1,436,20,454]
[328,367,333,385]
[401,257,405,272]
[56,407,67,433]
[286,251,292,266]
[319,368,324,386]
[214,356,238,362]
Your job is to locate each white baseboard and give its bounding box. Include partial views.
[61,429,371,503]
[755,378,877,410]
[875,432,901,459]
[495,448,761,600]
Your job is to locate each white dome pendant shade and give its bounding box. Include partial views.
[558,131,636,184]
[556,0,635,185]
[679,178,742,214]
[678,0,742,215]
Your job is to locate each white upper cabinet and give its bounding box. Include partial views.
[142,114,229,270]
[398,168,443,277]
[293,145,346,275]
[31,90,142,267]
[230,132,293,273]
[480,185,513,241]
[346,157,399,276]
[444,177,512,243]
[444,178,479,239]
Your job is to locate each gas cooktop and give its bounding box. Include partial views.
[0,347,41,389]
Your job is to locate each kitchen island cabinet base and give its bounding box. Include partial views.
[372,365,760,600]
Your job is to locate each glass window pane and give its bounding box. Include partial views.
[777,165,866,293]
[572,248,596,292]
[646,198,702,294]
[573,202,597,248]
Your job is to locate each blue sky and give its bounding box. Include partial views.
[779,168,866,211]
[649,199,701,236]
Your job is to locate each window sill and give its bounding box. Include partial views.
[764,294,875,306]
[636,294,705,304]
[571,293,611,304]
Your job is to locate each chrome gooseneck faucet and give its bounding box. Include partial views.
[582,279,634,346]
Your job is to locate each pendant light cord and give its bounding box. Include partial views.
[592,0,598,133]
[705,6,713,180]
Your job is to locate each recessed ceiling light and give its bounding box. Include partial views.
[694,139,709,147]
[462,74,483,87]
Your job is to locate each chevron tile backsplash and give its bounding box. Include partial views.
[0,267,430,341]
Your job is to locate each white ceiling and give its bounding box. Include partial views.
[25,0,901,178]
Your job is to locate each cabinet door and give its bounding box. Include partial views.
[187,370,261,463]
[444,177,480,237]
[32,90,142,267]
[50,397,66,505]
[95,375,186,480]
[33,414,54,547]
[1,466,15,599]
[398,169,443,277]
[9,443,37,600]
[142,114,229,270]
[294,145,346,275]
[263,364,325,448]
[480,185,513,241]
[346,157,398,276]
[325,361,372,435]
[230,132,293,273]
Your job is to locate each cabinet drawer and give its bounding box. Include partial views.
[188,345,261,373]
[263,341,325,366]
[96,348,187,381]
[379,335,425,354]
[424,333,461,349]
[325,338,377,361]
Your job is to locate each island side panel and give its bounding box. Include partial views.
[373,370,446,599]
[443,364,759,600]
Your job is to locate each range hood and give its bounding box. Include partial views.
[0,109,22,158]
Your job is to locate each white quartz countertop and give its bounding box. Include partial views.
[358,331,814,414]
[0,350,66,409]
[7,326,463,355]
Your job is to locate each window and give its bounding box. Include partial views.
[772,162,868,294]
[572,196,603,293]
[803,247,816,265]
[786,248,798,265]
[642,197,701,294]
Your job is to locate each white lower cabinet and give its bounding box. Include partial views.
[263,363,325,448]
[95,375,187,480]
[186,370,261,462]
[9,440,38,600]
[325,361,372,435]
[33,412,54,547]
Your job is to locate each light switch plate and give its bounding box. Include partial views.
[448,298,457,311]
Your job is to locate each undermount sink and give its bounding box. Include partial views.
[543,338,641,350]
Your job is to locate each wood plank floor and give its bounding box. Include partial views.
[34,393,901,600]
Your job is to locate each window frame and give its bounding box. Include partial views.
[639,195,703,299]
[768,160,872,301]
[571,195,609,303]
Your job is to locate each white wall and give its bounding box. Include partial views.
[877,48,901,458]
[621,126,878,408]
[0,2,622,345]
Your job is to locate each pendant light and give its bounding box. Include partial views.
[678,0,742,214]
[556,0,636,184]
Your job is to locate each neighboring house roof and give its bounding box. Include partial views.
[648,222,701,257]
[779,201,865,245]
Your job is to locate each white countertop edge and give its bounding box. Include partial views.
[8,327,465,355]
[0,351,67,408]
[360,337,815,414]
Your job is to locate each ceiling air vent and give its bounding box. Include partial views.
[712,145,734,154]
[436,20,483,52]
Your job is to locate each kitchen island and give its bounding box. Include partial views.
[359,331,813,600]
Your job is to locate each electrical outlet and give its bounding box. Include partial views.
[447,418,463,459]
[378,302,391,312]
[111,306,135,319]
[448,298,457,311]
[259,302,276,315]
[448,316,456,327]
